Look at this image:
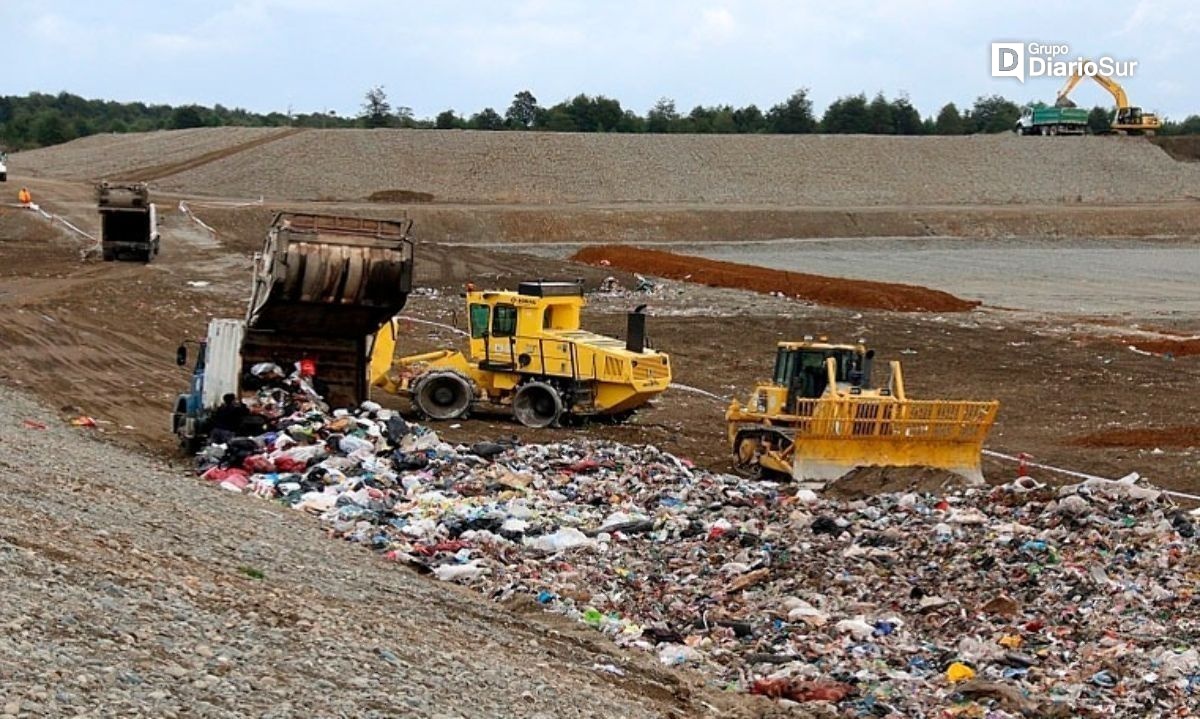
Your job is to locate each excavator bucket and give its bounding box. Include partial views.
[788,397,999,486]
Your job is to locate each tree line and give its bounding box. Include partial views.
[3,88,1199,151]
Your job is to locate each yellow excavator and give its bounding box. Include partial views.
[1055,71,1161,134]
[370,281,671,427]
[726,340,999,486]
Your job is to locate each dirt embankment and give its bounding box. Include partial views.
[15,129,1200,206]
[1071,426,1199,449]
[1128,337,1200,357]
[572,245,980,312]
[1151,136,1200,163]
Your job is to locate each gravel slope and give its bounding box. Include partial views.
[0,385,744,719]
[11,128,287,182]
[14,129,1200,205]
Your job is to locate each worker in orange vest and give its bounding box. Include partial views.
[17,187,32,206]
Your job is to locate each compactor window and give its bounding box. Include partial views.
[492,304,517,337]
[469,304,490,338]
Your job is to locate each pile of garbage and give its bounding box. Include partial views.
[197,396,1200,716]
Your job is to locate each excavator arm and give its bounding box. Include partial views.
[1055,72,1130,109]
[1053,69,1158,132]
[1055,75,1086,107]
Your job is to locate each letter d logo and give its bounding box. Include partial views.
[991,42,1025,82]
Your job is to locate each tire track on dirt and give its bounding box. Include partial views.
[124,127,306,183]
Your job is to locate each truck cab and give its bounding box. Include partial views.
[0,150,8,182]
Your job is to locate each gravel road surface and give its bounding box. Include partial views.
[0,385,744,719]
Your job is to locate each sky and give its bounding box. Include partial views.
[4,0,1198,121]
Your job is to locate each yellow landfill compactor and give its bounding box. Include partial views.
[726,340,999,486]
[371,281,671,427]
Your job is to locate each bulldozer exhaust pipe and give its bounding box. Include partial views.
[626,307,646,353]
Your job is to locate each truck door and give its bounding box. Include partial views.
[483,303,517,369]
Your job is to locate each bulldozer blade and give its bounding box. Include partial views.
[788,398,999,487]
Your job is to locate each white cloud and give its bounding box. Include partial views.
[693,7,738,44]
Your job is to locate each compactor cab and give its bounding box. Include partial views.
[727,339,998,487]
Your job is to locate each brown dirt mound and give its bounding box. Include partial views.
[1070,426,1199,449]
[1128,337,1200,356]
[824,466,969,499]
[368,189,435,203]
[1151,136,1200,163]
[571,245,979,312]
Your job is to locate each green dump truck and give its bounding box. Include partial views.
[1015,103,1089,135]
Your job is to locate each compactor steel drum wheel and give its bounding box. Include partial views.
[513,381,563,428]
[413,371,472,420]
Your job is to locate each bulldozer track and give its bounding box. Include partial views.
[124,127,306,183]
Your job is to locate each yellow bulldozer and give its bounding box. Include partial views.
[370,280,671,427]
[726,339,998,486]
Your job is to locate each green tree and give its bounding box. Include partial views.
[360,86,394,128]
[646,97,679,133]
[505,90,540,129]
[468,107,505,130]
[866,93,894,134]
[435,109,463,129]
[540,106,578,131]
[1177,115,1200,134]
[766,89,816,133]
[890,95,924,135]
[33,110,73,146]
[169,105,206,129]
[395,105,416,128]
[971,95,1021,133]
[1087,106,1111,134]
[711,107,736,133]
[822,94,870,133]
[732,104,765,133]
[934,103,965,135]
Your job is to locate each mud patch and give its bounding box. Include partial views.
[369,189,435,203]
[572,245,979,312]
[824,466,969,500]
[1070,426,1199,449]
[1125,337,1200,357]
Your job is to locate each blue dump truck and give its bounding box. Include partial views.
[1014,103,1090,136]
[172,212,414,450]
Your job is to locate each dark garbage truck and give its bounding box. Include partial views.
[172,212,415,450]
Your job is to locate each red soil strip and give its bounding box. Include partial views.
[1070,426,1199,449]
[572,246,979,312]
[1128,338,1200,357]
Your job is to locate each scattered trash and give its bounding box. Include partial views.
[21,419,47,430]
[69,416,98,428]
[186,280,211,288]
[189,388,1200,714]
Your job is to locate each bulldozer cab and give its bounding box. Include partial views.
[773,342,871,410]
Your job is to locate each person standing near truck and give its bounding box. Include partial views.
[17,187,32,207]
[210,393,249,444]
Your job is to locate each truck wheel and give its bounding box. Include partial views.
[413,371,473,420]
[102,247,115,262]
[513,381,563,428]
